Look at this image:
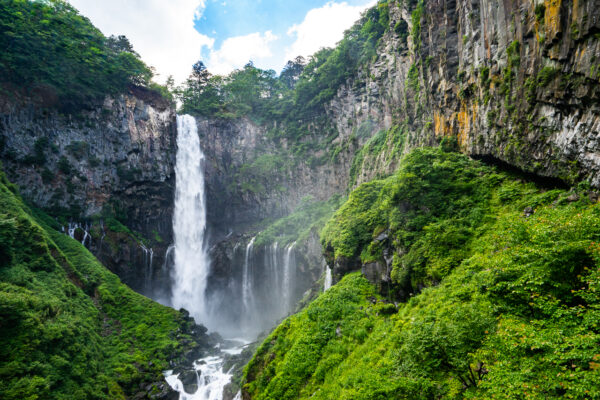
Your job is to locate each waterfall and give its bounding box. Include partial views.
[141,244,154,293]
[324,265,332,291]
[271,242,279,305]
[282,242,296,313]
[165,339,248,400]
[171,115,211,326]
[242,237,256,318]
[64,222,91,247]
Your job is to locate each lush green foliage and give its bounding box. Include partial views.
[348,124,407,186]
[235,153,288,195]
[244,155,600,398]
[324,147,510,291]
[0,168,200,399]
[255,195,344,247]
[0,0,154,108]
[179,1,391,122]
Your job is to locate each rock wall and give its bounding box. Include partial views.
[198,0,600,318]
[327,0,600,187]
[0,87,176,296]
[196,117,350,240]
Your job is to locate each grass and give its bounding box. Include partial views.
[243,148,600,399]
[0,166,206,399]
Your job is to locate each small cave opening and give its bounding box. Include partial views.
[471,154,570,190]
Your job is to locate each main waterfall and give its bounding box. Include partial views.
[171,115,211,326]
[167,115,307,400]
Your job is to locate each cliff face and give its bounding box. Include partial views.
[0,88,176,296]
[197,117,348,239]
[327,0,600,187]
[203,0,600,238]
[198,0,600,317]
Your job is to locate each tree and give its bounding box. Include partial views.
[280,56,307,89]
[106,35,138,55]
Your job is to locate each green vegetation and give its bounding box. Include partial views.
[255,195,343,247]
[506,40,521,68]
[236,154,288,195]
[0,166,205,399]
[407,63,420,91]
[537,66,559,87]
[324,147,506,292]
[0,0,157,109]
[535,3,546,24]
[410,0,424,51]
[349,124,407,187]
[244,148,600,399]
[179,1,392,122]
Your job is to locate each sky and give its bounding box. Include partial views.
[68,0,375,84]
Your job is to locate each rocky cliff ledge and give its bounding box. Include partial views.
[327,0,600,187]
[0,87,176,296]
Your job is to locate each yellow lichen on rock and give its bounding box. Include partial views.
[544,0,562,41]
[457,101,477,148]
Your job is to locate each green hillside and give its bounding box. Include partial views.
[0,166,209,400]
[243,148,600,399]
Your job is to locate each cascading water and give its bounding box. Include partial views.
[171,115,211,327]
[168,115,246,400]
[324,265,332,291]
[141,244,154,293]
[241,237,256,318]
[167,115,307,399]
[282,242,296,313]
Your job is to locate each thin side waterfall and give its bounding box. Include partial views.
[242,237,256,317]
[141,244,154,293]
[271,242,279,302]
[282,242,296,313]
[170,115,211,326]
[324,265,332,291]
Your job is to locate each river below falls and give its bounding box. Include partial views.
[165,338,249,400]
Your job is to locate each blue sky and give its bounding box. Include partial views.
[69,0,375,82]
[196,0,371,47]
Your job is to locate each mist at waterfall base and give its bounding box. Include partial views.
[169,115,304,340]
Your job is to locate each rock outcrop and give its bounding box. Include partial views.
[198,0,600,315]
[328,0,600,187]
[0,87,176,296]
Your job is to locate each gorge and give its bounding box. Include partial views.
[1,0,600,399]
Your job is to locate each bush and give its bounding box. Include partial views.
[0,0,154,109]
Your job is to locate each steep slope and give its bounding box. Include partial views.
[0,167,213,400]
[242,148,600,399]
[0,0,177,297]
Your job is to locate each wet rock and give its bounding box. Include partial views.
[523,206,534,217]
[567,193,580,202]
[179,369,199,394]
[362,261,391,292]
[374,231,389,242]
[149,382,179,400]
[0,92,176,294]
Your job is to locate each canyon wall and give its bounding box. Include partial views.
[199,0,600,306]
[0,87,176,297]
[328,0,600,187]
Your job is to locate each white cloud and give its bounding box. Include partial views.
[205,31,278,75]
[285,1,376,62]
[67,0,375,80]
[68,0,212,84]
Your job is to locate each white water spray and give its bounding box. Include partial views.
[282,242,296,313]
[242,237,256,329]
[324,265,332,291]
[171,115,211,325]
[165,340,248,400]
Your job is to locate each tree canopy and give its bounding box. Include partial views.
[0,0,154,108]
